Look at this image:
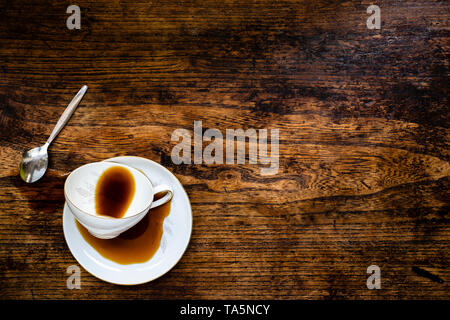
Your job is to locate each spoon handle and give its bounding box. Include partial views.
[46,85,88,146]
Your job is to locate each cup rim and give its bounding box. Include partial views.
[64,161,154,220]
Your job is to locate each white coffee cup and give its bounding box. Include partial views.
[64,161,173,239]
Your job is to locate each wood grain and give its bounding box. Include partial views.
[0,0,449,299]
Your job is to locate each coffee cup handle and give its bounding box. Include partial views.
[150,184,174,209]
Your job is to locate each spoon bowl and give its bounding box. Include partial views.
[19,85,87,183]
[19,144,49,183]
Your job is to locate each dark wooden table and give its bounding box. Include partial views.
[0,0,448,299]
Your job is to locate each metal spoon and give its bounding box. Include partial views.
[19,85,88,183]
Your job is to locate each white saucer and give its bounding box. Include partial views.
[63,156,192,285]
